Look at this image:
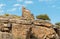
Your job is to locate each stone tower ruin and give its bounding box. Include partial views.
[22,7,34,20]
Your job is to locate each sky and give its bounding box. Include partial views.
[0,0,60,24]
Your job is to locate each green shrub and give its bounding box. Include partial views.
[36,14,50,21]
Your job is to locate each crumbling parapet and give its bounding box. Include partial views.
[22,7,34,20]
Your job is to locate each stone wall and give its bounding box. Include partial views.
[12,20,59,39]
[22,7,34,20]
[0,32,13,39]
[0,7,59,39]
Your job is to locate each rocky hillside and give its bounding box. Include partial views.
[0,7,59,39]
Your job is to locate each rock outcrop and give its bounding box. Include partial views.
[22,7,34,20]
[0,7,59,39]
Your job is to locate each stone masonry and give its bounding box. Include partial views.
[0,7,59,39]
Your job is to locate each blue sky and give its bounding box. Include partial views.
[0,0,60,24]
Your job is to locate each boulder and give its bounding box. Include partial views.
[32,26,59,39]
[33,20,53,27]
[0,32,13,39]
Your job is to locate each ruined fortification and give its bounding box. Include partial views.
[0,7,59,39]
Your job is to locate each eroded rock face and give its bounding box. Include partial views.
[12,23,32,39]
[11,20,59,39]
[32,26,58,39]
[0,7,59,39]
[0,32,13,39]
[22,7,34,20]
[33,20,53,27]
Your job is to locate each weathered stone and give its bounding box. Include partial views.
[31,26,58,39]
[16,20,33,25]
[12,24,32,39]
[22,7,34,20]
[0,7,59,39]
[33,20,53,27]
[0,32,13,39]
[53,25,60,39]
[0,18,8,23]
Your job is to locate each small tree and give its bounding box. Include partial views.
[55,22,60,29]
[36,14,50,21]
[4,13,10,16]
[3,14,20,18]
[55,22,60,26]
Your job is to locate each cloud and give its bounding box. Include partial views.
[0,10,4,12]
[7,8,17,12]
[49,5,60,9]
[0,4,6,8]
[14,4,21,7]
[39,0,51,2]
[0,10,4,15]
[52,5,56,8]
[13,4,26,7]
[17,0,23,2]
[24,1,33,4]
[0,4,5,14]
[52,6,60,9]
[39,0,56,2]
[11,8,17,11]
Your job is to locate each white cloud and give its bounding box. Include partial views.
[11,8,17,11]
[0,4,6,8]
[39,0,55,2]
[0,10,4,12]
[0,10,4,15]
[13,4,26,7]
[0,4,6,6]
[0,4,5,14]
[7,8,17,12]
[52,5,56,8]
[24,1,33,4]
[14,4,21,7]
[17,0,23,2]
[54,6,60,9]
[39,0,52,2]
